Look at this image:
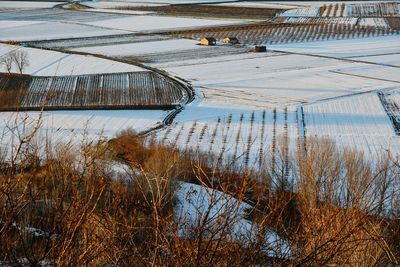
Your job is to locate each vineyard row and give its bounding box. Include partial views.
[0,72,185,110]
[167,23,399,45]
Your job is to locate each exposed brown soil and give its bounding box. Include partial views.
[121,4,284,20]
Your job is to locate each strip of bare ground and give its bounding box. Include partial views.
[89,4,284,20]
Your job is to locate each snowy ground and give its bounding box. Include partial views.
[270,35,400,59]
[175,182,291,258]
[215,1,302,9]
[0,1,399,165]
[83,15,252,32]
[303,92,400,161]
[0,109,168,156]
[0,21,128,42]
[151,35,400,164]
[154,49,398,109]
[0,44,144,76]
[80,1,165,8]
[72,38,206,57]
[0,1,64,9]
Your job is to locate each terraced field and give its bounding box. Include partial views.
[0,72,186,110]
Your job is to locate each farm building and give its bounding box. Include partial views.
[200,37,217,46]
[252,45,267,52]
[223,37,239,44]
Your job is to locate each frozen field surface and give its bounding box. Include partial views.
[0,8,130,22]
[73,39,205,57]
[0,20,44,29]
[0,109,168,151]
[351,54,400,67]
[0,44,144,76]
[156,51,398,109]
[80,1,165,8]
[0,21,128,42]
[333,64,400,83]
[0,1,63,9]
[270,35,400,58]
[84,15,250,32]
[215,1,301,9]
[303,93,400,161]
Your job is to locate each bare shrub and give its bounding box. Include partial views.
[0,120,399,266]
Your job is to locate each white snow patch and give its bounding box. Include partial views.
[0,21,128,42]
[0,1,63,9]
[0,20,44,29]
[0,44,145,76]
[175,182,291,258]
[270,35,400,58]
[303,92,400,160]
[73,39,206,57]
[83,15,252,32]
[0,109,168,159]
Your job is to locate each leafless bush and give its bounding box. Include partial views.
[0,118,399,266]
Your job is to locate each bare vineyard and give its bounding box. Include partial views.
[386,18,400,30]
[153,107,299,171]
[276,17,358,26]
[0,74,31,108]
[0,72,185,110]
[280,2,400,18]
[166,23,399,45]
[347,2,400,17]
[379,89,400,135]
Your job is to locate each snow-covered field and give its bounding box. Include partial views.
[0,1,399,165]
[303,92,400,161]
[270,35,400,58]
[215,1,301,9]
[0,20,44,30]
[154,50,398,109]
[83,15,250,32]
[0,44,144,76]
[154,98,299,168]
[0,109,168,153]
[0,21,128,42]
[149,34,400,164]
[333,64,400,83]
[0,1,63,9]
[351,54,400,67]
[80,1,165,8]
[72,39,206,57]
